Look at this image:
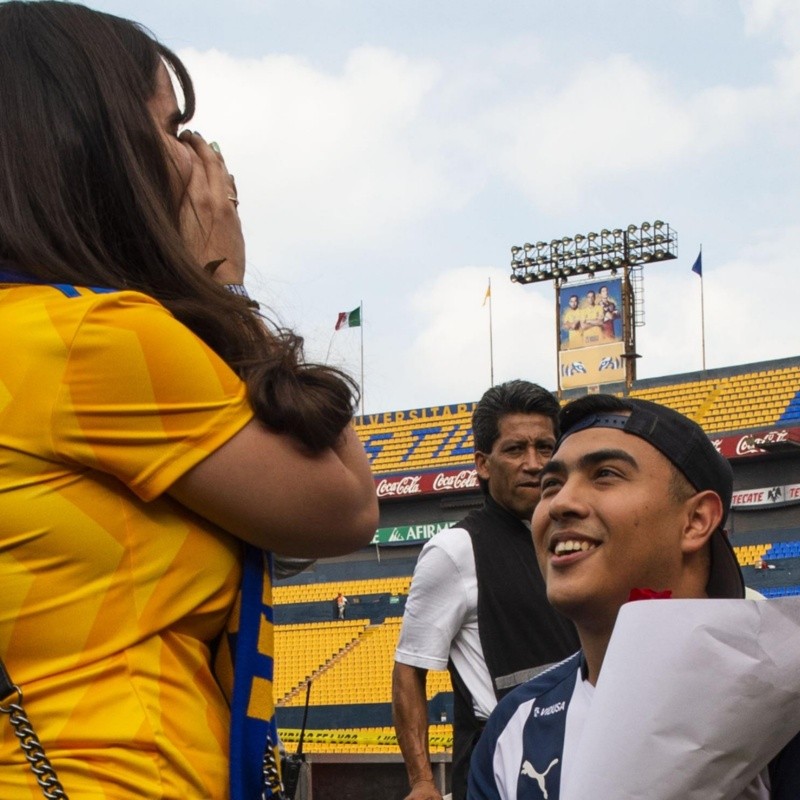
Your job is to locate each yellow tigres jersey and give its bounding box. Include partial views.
[0,284,255,798]
[561,307,583,349]
[580,303,603,346]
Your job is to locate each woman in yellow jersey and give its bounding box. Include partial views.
[0,3,378,798]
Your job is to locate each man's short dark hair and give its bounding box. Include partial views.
[472,380,559,454]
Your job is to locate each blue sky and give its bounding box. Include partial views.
[77,0,800,412]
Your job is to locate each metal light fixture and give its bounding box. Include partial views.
[509,221,678,285]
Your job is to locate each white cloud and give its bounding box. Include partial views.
[637,227,800,380]
[479,50,798,211]
[399,266,556,407]
[180,29,800,242]
[485,55,696,209]
[179,45,467,269]
[741,0,800,48]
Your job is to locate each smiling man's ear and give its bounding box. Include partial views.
[680,490,724,555]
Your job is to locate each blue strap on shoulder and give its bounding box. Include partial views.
[229,544,279,800]
[0,264,115,296]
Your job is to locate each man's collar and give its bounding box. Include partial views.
[483,493,531,529]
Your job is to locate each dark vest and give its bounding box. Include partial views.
[447,495,580,800]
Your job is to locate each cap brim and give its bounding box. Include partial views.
[707,529,745,599]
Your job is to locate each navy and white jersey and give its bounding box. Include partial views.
[468,653,584,800]
[468,651,800,800]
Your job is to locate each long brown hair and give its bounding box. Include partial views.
[0,1,357,450]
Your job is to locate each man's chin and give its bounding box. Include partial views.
[546,585,589,621]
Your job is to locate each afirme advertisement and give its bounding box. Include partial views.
[558,277,625,389]
[370,521,458,546]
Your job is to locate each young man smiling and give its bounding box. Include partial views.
[393,381,579,800]
[468,394,800,800]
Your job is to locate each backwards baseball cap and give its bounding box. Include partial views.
[558,395,745,599]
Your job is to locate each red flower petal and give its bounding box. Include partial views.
[628,588,673,602]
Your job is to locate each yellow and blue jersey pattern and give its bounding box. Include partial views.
[0,283,256,798]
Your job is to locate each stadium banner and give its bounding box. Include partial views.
[355,401,477,427]
[371,520,458,546]
[710,426,800,460]
[374,468,480,498]
[731,482,800,510]
[279,728,453,748]
[558,278,623,352]
[559,341,626,389]
[557,277,625,390]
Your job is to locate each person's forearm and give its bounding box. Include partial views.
[392,663,436,786]
[333,425,380,528]
[169,420,378,557]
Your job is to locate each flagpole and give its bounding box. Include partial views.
[324,332,336,364]
[698,245,706,371]
[487,278,494,386]
[359,300,365,416]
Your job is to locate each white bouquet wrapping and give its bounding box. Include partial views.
[562,598,800,800]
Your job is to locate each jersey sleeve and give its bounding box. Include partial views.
[394,531,473,671]
[51,291,254,500]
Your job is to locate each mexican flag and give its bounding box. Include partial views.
[335,307,361,330]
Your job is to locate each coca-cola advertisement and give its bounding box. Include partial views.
[713,426,800,459]
[376,475,422,498]
[372,426,800,500]
[375,468,479,499]
[432,470,480,492]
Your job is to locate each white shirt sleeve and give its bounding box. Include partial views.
[394,528,476,671]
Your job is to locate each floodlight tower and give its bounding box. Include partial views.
[509,221,678,391]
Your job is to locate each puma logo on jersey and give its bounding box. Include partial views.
[520,758,559,799]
